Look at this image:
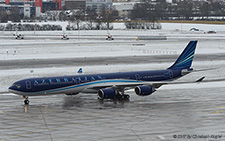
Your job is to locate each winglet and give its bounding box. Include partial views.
[168,41,197,70]
[196,76,205,82]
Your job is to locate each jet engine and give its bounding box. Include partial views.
[98,88,117,99]
[135,85,155,96]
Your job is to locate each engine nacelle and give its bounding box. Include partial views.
[98,88,117,99]
[135,85,155,96]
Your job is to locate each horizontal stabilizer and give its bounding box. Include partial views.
[193,68,217,72]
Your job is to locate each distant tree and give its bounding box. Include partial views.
[9,5,20,22]
[59,11,68,21]
[130,3,145,20]
[200,1,210,19]
[176,1,194,20]
[130,2,158,23]
[86,5,98,29]
[98,4,119,30]
[166,2,175,19]
[210,1,223,16]
[0,9,8,23]
[70,9,85,30]
[155,0,169,20]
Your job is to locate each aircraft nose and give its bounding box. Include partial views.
[8,86,13,91]
[8,85,16,92]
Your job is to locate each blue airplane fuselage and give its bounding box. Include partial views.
[9,69,183,96]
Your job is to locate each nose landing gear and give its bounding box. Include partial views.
[23,96,30,105]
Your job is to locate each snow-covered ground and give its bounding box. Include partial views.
[2,21,225,32]
[1,22,225,60]
[0,22,225,93]
[1,33,225,60]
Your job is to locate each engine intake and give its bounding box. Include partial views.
[98,88,117,99]
[135,85,155,96]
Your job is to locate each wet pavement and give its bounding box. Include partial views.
[1,53,225,70]
[1,85,225,141]
[1,32,225,141]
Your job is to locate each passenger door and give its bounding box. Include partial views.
[135,74,141,80]
[25,81,31,89]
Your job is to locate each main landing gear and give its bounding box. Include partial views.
[23,96,30,105]
[116,89,130,101]
[115,94,130,101]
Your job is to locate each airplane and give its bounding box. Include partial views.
[9,41,198,105]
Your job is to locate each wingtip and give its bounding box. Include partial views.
[196,76,205,82]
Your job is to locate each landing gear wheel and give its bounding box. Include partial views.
[115,94,130,101]
[124,94,130,100]
[122,94,130,101]
[121,95,126,100]
[23,96,29,105]
[115,94,122,100]
[24,99,29,105]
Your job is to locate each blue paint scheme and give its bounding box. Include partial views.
[8,41,197,97]
[135,85,154,96]
[168,41,197,70]
[77,68,82,74]
[99,88,117,99]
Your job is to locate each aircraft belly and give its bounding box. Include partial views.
[12,84,86,96]
[45,85,85,95]
[81,89,98,93]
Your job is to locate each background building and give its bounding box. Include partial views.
[86,0,113,12]
[65,0,85,10]
[113,2,134,19]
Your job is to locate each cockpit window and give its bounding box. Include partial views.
[12,83,21,89]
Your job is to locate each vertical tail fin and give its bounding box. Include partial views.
[168,41,197,70]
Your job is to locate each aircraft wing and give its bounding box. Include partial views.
[83,77,211,92]
[83,79,172,92]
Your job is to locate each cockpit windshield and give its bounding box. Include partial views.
[12,83,21,89]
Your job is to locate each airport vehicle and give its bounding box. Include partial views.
[61,30,69,40]
[13,29,24,39]
[61,34,69,40]
[13,33,24,39]
[106,34,114,40]
[9,41,198,105]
